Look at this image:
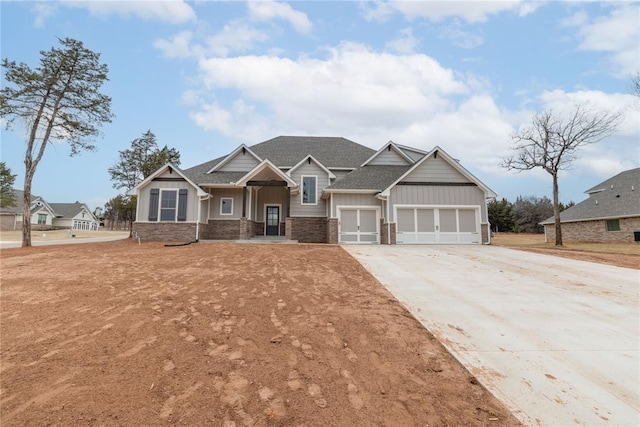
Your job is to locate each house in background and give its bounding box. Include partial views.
[0,190,99,231]
[541,168,640,243]
[130,136,497,245]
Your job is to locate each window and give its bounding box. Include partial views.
[221,198,233,215]
[38,213,47,224]
[606,219,620,231]
[302,176,317,205]
[160,190,177,221]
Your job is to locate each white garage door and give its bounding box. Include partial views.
[396,207,480,244]
[338,207,379,244]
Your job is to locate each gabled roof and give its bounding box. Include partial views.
[361,141,415,167]
[48,203,95,220]
[287,155,336,179]
[207,144,262,173]
[129,163,208,196]
[541,168,640,224]
[249,136,375,168]
[234,159,298,188]
[396,143,428,162]
[325,165,411,191]
[379,146,497,198]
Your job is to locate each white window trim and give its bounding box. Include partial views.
[301,175,318,205]
[220,197,234,216]
[159,189,178,222]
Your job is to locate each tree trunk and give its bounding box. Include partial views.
[22,178,32,247]
[552,173,563,246]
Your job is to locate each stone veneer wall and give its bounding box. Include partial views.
[200,220,240,240]
[132,222,197,242]
[286,217,327,243]
[544,217,640,243]
[327,218,338,244]
[481,223,490,244]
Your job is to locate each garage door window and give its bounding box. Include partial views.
[397,209,415,232]
[459,209,476,232]
[417,209,435,232]
[439,209,457,232]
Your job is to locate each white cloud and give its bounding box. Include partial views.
[367,0,540,24]
[565,3,640,77]
[62,0,196,24]
[439,22,484,49]
[248,0,313,34]
[386,27,419,54]
[205,21,269,57]
[154,31,197,58]
[32,2,57,28]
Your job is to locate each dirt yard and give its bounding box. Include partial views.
[0,241,519,426]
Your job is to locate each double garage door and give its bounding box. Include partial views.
[396,206,480,244]
[338,207,379,244]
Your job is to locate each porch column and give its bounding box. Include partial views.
[242,187,247,217]
[286,187,291,217]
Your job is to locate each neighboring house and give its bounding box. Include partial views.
[0,189,25,231]
[0,190,99,231]
[48,202,99,231]
[130,136,496,244]
[541,168,640,243]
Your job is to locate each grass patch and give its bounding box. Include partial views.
[492,233,640,256]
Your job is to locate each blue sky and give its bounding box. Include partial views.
[1,0,638,211]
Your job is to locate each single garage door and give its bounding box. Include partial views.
[396,207,480,244]
[338,207,379,244]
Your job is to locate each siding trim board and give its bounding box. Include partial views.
[397,182,478,187]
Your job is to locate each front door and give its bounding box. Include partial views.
[266,206,280,236]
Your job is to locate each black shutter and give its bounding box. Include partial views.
[177,189,188,222]
[148,188,159,221]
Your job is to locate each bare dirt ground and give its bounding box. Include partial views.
[0,241,519,426]
[491,233,640,270]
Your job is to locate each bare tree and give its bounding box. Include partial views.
[503,104,623,245]
[632,72,640,98]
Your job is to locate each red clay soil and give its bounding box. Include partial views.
[0,241,520,426]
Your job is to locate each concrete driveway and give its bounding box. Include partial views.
[344,245,639,426]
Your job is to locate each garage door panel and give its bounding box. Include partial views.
[416,209,435,232]
[459,209,476,233]
[439,209,457,232]
[341,210,357,232]
[359,210,377,233]
[397,209,415,232]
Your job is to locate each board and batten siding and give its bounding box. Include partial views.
[289,162,329,217]
[331,193,380,217]
[217,152,260,172]
[209,188,243,220]
[367,148,412,166]
[137,180,199,222]
[255,186,288,221]
[389,185,487,222]
[403,155,468,183]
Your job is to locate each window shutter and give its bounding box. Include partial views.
[177,189,188,222]
[148,188,159,221]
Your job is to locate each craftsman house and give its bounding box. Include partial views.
[541,168,640,243]
[129,136,497,244]
[0,190,99,231]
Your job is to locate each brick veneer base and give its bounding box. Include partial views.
[327,218,338,244]
[544,217,640,243]
[132,222,197,242]
[287,217,327,243]
[481,223,490,244]
[200,220,240,240]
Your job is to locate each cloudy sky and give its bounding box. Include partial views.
[1,0,638,210]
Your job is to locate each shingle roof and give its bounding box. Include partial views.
[183,136,376,185]
[326,165,411,191]
[541,167,640,224]
[49,203,88,219]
